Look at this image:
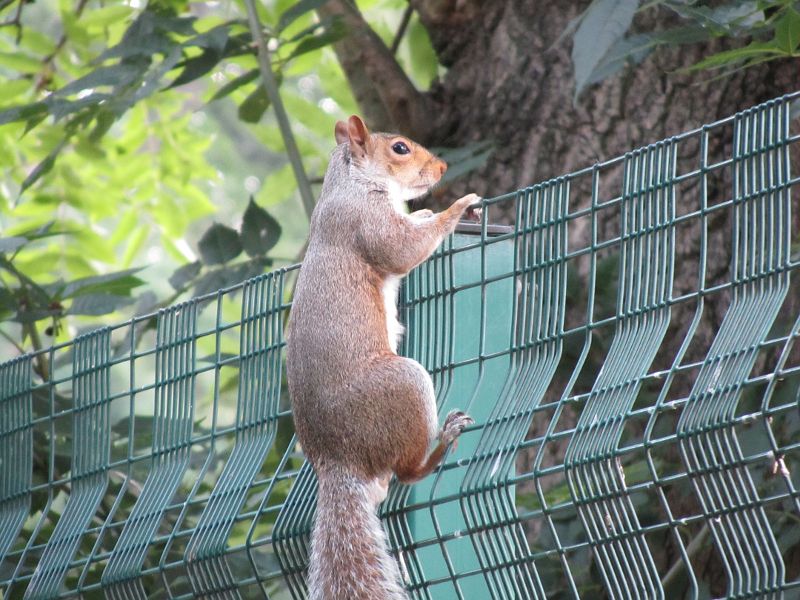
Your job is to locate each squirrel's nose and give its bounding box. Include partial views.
[436,159,447,178]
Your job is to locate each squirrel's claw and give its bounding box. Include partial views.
[440,409,474,446]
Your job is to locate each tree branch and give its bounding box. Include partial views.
[243,0,316,220]
[390,4,414,55]
[317,0,432,141]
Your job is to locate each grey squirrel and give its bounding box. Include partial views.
[286,115,478,599]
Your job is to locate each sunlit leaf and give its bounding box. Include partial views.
[80,5,135,28]
[278,0,331,33]
[238,86,271,123]
[285,19,347,62]
[169,25,232,89]
[209,68,259,102]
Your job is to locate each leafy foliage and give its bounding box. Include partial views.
[568,0,800,97]
[0,0,450,362]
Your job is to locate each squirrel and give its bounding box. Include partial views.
[285,115,479,600]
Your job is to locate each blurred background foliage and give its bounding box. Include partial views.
[0,0,442,363]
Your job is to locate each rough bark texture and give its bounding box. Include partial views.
[322,1,800,597]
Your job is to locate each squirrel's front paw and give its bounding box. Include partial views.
[440,409,474,446]
[456,194,482,221]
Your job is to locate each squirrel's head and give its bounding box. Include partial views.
[335,115,447,202]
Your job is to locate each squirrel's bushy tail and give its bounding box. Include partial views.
[308,463,408,600]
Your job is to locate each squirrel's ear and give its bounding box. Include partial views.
[347,115,370,158]
[334,121,349,145]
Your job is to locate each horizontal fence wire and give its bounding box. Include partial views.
[0,92,799,599]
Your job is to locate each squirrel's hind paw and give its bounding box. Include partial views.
[440,410,474,446]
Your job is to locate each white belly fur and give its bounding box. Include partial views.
[382,275,404,353]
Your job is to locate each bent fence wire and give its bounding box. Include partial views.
[1,92,800,599]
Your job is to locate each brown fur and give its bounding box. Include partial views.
[286,116,476,599]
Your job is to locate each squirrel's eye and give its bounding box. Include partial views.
[391,141,410,155]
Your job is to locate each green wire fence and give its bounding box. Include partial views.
[1,92,800,599]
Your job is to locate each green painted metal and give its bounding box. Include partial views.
[0,356,32,565]
[24,328,112,599]
[102,301,199,598]
[1,93,799,599]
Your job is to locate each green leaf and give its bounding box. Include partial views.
[238,86,271,123]
[59,268,145,299]
[169,48,225,89]
[15,221,68,242]
[0,102,48,127]
[209,68,259,102]
[583,33,656,87]
[67,294,135,316]
[80,5,135,28]
[169,261,202,291]
[0,237,27,253]
[278,0,331,33]
[20,141,68,197]
[184,23,231,52]
[687,40,784,71]
[95,11,192,62]
[571,0,639,99]
[775,8,800,53]
[664,1,764,35]
[240,198,282,257]
[285,19,347,61]
[0,287,15,314]
[193,269,229,297]
[198,223,243,265]
[169,25,232,89]
[0,51,42,73]
[57,62,148,97]
[104,47,184,117]
[193,258,270,296]
[46,93,110,122]
[14,308,61,324]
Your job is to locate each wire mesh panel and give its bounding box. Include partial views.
[102,302,199,598]
[184,273,286,598]
[564,141,677,600]
[676,99,791,599]
[24,328,112,599]
[0,356,32,564]
[0,93,799,599]
[457,181,569,600]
